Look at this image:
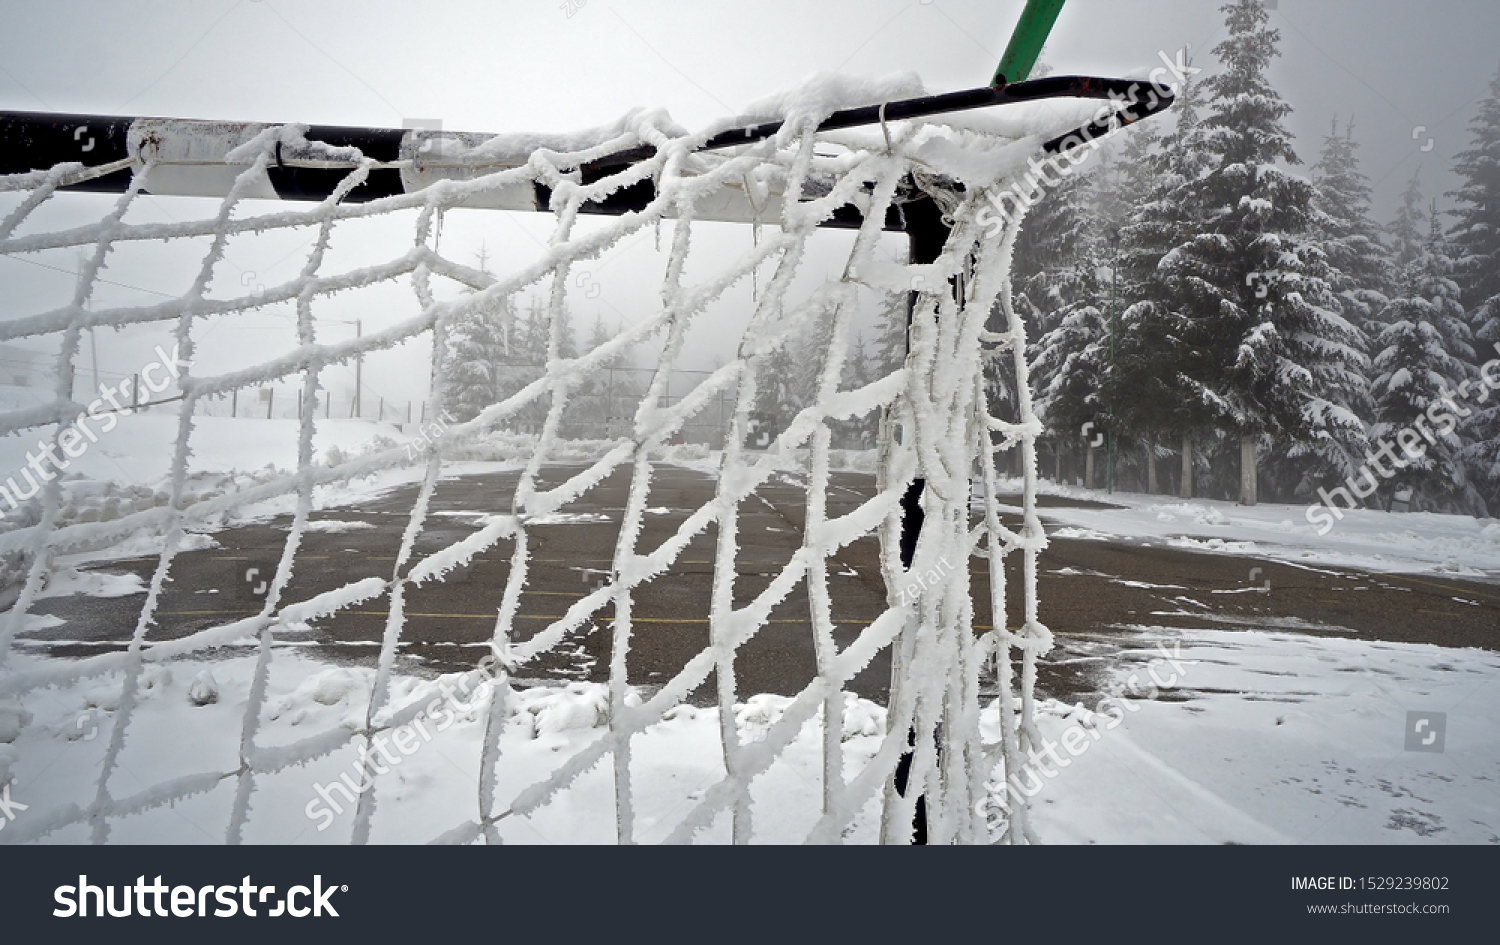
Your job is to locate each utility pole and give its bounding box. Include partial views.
[1107,233,1119,495]
[354,318,363,420]
[77,252,101,402]
[89,330,100,403]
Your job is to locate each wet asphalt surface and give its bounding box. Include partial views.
[20,464,1500,707]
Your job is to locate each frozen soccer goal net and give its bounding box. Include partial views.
[0,75,1155,844]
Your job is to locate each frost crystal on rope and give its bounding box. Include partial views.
[0,79,1068,844]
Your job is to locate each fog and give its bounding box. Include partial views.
[3,0,1497,413]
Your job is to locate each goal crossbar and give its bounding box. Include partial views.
[0,75,1171,228]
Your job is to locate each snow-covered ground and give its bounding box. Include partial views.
[0,650,889,845]
[0,412,411,486]
[998,478,1500,580]
[1026,627,1500,844]
[2,622,1493,844]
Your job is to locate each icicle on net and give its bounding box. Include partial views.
[0,89,1055,844]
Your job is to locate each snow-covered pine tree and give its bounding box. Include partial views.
[868,287,916,461]
[1448,61,1500,507]
[1152,0,1368,504]
[1312,118,1391,333]
[576,313,633,438]
[1011,160,1095,342]
[507,296,549,433]
[1029,261,1111,487]
[444,245,515,423]
[798,306,840,410]
[1370,212,1482,512]
[835,330,878,450]
[1093,123,1161,236]
[1111,74,1216,496]
[1388,170,1427,273]
[489,293,577,434]
[1450,62,1500,356]
[1009,148,1101,483]
[750,338,800,447]
[870,291,909,380]
[790,304,875,448]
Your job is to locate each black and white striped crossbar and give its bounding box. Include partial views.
[0,75,1172,231]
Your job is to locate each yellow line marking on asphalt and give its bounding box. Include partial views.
[204,555,400,562]
[153,611,1013,630]
[108,556,874,571]
[158,611,880,623]
[1398,574,1500,604]
[171,557,740,566]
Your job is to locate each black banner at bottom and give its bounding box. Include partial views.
[3,844,1490,940]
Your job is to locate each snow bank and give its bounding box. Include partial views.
[440,431,711,466]
[5,621,1493,844]
[991,478,1500,579]
[0,417,413,565]
[0,414,410,486]
[0,651,890,844]
[0,385,49,413]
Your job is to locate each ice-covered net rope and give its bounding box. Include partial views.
[0,86,1061,844]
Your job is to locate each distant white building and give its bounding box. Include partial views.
[0,343,51,390]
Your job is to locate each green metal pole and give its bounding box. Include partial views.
[992,0,1068,86]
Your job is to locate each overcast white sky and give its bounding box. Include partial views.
[5,0,1497,212]
[2,1,1499,414]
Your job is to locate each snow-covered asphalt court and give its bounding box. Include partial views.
[4,622,1497,843]
[2,426,1496,843]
